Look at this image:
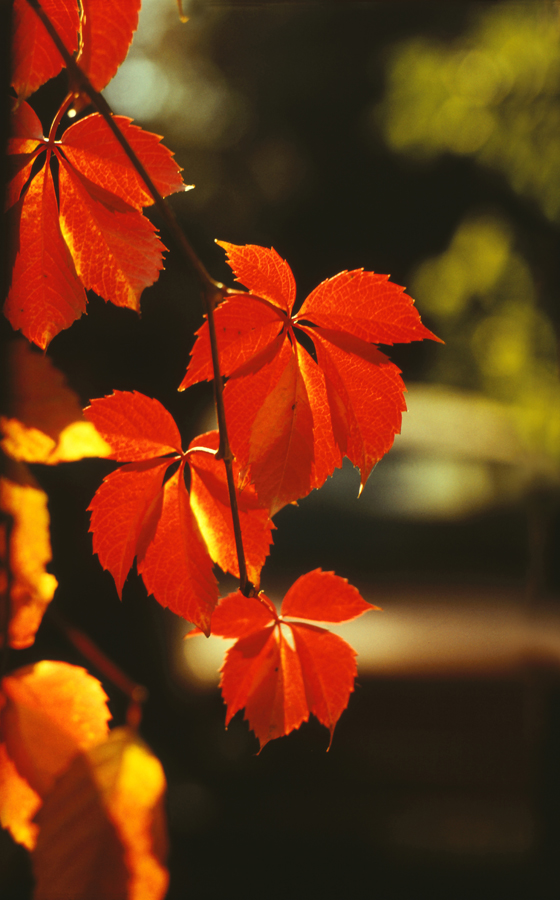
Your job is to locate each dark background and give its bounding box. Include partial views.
[2,2,560,898]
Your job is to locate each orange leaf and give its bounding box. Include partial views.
[32,727,168,900]
[181,242,441,508]
[0,467,58,650]
[84,391,182,461]
[6,102,44,210]
[281,567,377,622]
[225,340,316,515]
[5,160,87,349]
[216,240,295,311]
[58,158,166,312]
[5,109,186,347]
[60,114,186,210]
[305,328,408,491]
[297,268,442,344]
[77,0,141,93]
[138,467,218,636]
[85,393,273,627]
[209,570,377,749]
[88,459,171,598]
[11,0,80,101]
[0,661,111,797]
[188,431,274,586]
[1,340,110,464]
[0,741,41,850]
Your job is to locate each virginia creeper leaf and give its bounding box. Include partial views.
[85,391,182,461]
[1,340,110,464]
[88,459,171,599]
[77,0,141,93]
[5,107,186,347]
[5,161,88,348]
[0,740,41,850]
[208,569,377,749]
[0,467,58,650]
[180,242,441,510]
[32,727,169,900]
[60,114,186,210]
[85,392,273,630]
[0,661,111,797]
[58,158,166,312]
[6,102,44,210]
[11,0,80,101]
[137,466,217,635]
[187,431,275,586]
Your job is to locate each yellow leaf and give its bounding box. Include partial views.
[33,728,169,900]
[1,339,110,464]
[0,741,40,850]
[0,469,58,649]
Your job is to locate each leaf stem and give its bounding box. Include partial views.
[48,607,148,727]
[47,92,73,142]
[24,0,254,599]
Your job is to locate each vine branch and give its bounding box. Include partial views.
[48,608,147,728]
[24,0,254,597]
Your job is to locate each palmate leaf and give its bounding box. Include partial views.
[5,103,187,348]
[200,569,378,750]
[85,392,274,634]
[180,242,442,514]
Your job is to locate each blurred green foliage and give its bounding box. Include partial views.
[378,3,560,468]
[379,3,560,222]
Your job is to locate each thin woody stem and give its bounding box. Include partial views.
[49,608,147,728]
[24,0,254,597]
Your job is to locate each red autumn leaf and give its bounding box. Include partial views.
[11,0,140,102]
[77,0,141,93]
[208,569,377,749]
[4,161,88,348]
[85,391,274,633]
[188,431,275,587]
[180,242,442,513]
[6,101,45,211]
[5,105,187,348]
[11,0,80,102]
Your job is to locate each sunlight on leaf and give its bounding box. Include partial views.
[0,469,58,650]
[32,727,169,900]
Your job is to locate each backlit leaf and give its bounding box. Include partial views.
[84,391,182,461]
[5,161,87,349]
[78,0,141,93]
[207,570,377,749]
[11,0,80,101]
[181,242,441,508]
[187,431,274,586]
[85,393,273,628]
[1,661,111,797]
[32,727,168,900]
[58,159,166,312]
[0,741,41,850]
[137,467,218,636]
[5,110,186,347]
[0,467,58,650]
[88,459,170,598]
[1,340,110,464]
